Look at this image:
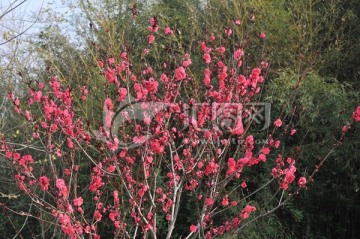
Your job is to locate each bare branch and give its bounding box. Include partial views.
[0,0,28,20]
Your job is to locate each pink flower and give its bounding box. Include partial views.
[203,53,211,64]
[148,34,155,44]
[58,214,75,236]
[104,98,113,111]
[262,147,270,154]
[34,91,42,102]
[224,28,232,37]
[274,140,281,148]
[290,129,297,135]
[133,136,147,144]
[259,32,266,39]
[240,205,256,219]
[352,106,360,122]
[148,18,159,32]
[56,179,69,198]
[29,179,36,186]
[261,61,269,69]
[203,68,211,86]
[119,150,127,158]
[120,52,127,59]
[107,165,116,173]
[39,176,50,191]
[80,85,88,100]
[183,59,192,67]
[97,60,104,67]
[19,155,33,167]
[217,61,224,68]
[226,158,236,177]
[217,46,225,54]
[230,117,244,135]
[274,118,282,127]
[298,177,307,188]
[138,188,145,197]
[13,153,21,161]
[205,198,213,206]
[143,78,159,94]
[73,197,83,207]
[108,57,115,64]
[14,98,20,106]
[222,196,229,206]
[234,48,244,60]
[67,137,74,149]
[246,136,254,148]
[200,41,207,52]
[24,110,32,121]
[244,205,256,212]
[281,166,296,190]
[204,161,218,176]
[150,140,164,153]
[118,87,128,102]
[142,66,152,75]
[40,122,48,130]
[190,224,197,232]
[342,125,350,133]
[105,67,117,83]
[241,182,247,188]
[235,19,241,25]
[164,27,173,35]
[109,211,118,221]
[149,17,156,26]
[94,210,102,221]
[49,123,58,133]
[126,156,135,165]
[89,175,103,192]
[114,221,120,228]
[6,151,13,159]
[7,92,14,100]
[38,82,44,89]
[64,168,71,176]
[175,66,186,80]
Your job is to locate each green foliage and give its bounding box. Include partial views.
[318,0,360,89]
[265,69,360,238]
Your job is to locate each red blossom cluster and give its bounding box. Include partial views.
[353,106,360,122]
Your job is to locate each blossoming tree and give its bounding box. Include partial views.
[1,9,359,239]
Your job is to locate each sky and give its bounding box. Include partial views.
[0,0,77,79]
[1,0,48,42]
[0,0,71,49]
